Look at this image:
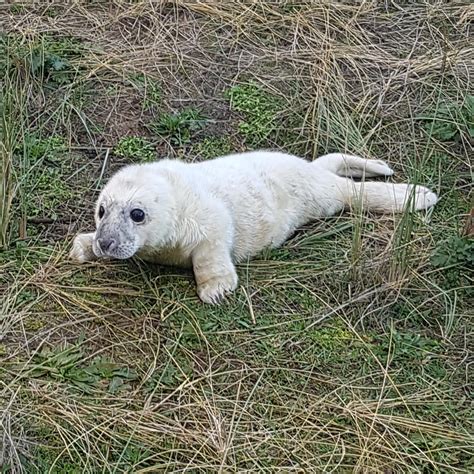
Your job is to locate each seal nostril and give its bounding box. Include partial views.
[98,238,117,253]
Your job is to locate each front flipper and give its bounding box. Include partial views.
[70,232,97,263]
[192,241,238,304]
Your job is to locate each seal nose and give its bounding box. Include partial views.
[98,238,117,253]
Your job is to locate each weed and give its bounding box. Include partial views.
[1,34,84,86]
[150,108,207,146]
[226,82,281,146]
[389,202,420,280]
[1,34,87,247]
[419,95,474,142]
[26,135,67,161]
[431,235,473,269]
[27,341,138,393]
[431,234,473,291]
[194,136,233,159]
[114,136,155,162]
[372,329,448,384]
[301,322,368,366]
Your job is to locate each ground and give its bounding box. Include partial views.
[0,2,473,473]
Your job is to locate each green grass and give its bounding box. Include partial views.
[0,35,30,248]
[1,2,473,472]
[20,135,74,218]
[0,75,17,248]
[129,73,162,111]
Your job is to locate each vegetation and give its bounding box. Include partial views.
[226,82,282,146]
[114,136,155,162]
[0,2,472,472]
[194,136,234,160]
[150,108,207,146]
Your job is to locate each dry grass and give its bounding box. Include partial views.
[1,1,473,472]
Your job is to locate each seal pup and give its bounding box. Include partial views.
[70,151,437,303]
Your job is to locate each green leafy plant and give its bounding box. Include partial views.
[226,82,282,146]
[390,331,440,360]
[431,234,473,291]
[1,35,85,85]
[26,135,66,162]
[195,136,233,159]
[431,235,473,269]
[29,343,138,393]
[372,330,446,382]
[114,136,155,162]
[150,108,207,146]
[420,95,474,141]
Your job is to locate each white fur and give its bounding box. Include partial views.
[70,151,438,303]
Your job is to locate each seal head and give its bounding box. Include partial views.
[92,166,175,259]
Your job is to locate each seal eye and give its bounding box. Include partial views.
[98,205,105,219]
[130,208,145,223]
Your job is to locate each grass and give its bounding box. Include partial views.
[1,2,473,472]
[129,73,162,111]
[0,35,30,248]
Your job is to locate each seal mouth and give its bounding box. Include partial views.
[92,240,108,259]
[92,238,138,260]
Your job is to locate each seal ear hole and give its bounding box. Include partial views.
[130,208,145,223]
[98,205,105,219]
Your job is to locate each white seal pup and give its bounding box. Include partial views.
[70,151,438,303]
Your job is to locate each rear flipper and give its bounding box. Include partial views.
[315,153,394,178]
[342,181,438,213]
